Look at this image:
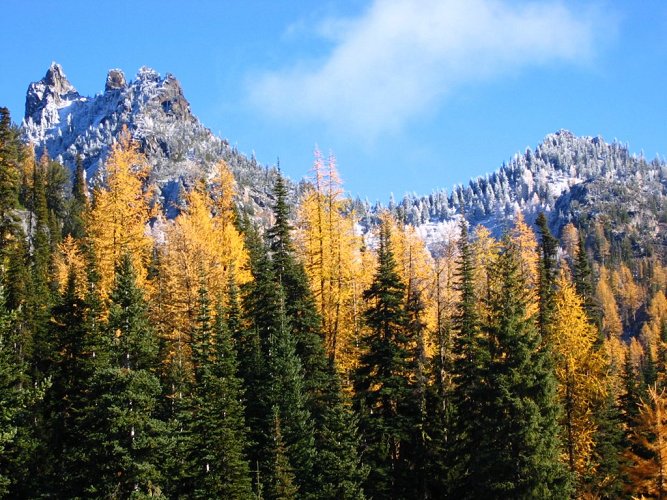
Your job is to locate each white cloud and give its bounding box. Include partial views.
[249,0,605,141]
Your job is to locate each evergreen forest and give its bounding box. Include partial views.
[3,106,667,499]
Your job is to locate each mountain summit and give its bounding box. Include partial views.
[22,63,276,217]
[24,62,79,127]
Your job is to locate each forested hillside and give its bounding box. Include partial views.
[3,100,667,499]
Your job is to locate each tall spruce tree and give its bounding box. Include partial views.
[0,108,21,257]
[451,224,570,498]
[0,275,48,498]
[0,287,17,497]
[42,265,112,497]
[266,173,365,498]
[536,212,558,338]
[269,407,299,500]
[80,253,169,498]
[29,156,57,381]
[404,284,430,499]
[267,173,331,414]
[480,236,570,498]
[44,270,90,496]
[242,224,321,497]
[588,389,627,498]
[188,285,253,498]
[268,294,317,497]
[450,218,487,496]
[241,225,284,496]
[353,221,415,498]
[63,155,88,239]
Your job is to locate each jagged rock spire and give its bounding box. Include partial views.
[105,69,127,92]
[24,62,79,121]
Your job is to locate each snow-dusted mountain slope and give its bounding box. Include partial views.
[349,130,667,254]
[22,63,279,218]
[20,64,667,259]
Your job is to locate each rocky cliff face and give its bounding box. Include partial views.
[22,63,279,218]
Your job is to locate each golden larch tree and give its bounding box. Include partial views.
[156,169,249,383]
[628,337,646,372]
[54,234,87,300]
[510,212,539,316]
[383,212,437,354]
[85,130,155,300]
[551,271,607,482]
[597,266,623,339]
[613,263,644,324]
[296,150,367,378]
[432,239,459,416]
[625,385,667,499]
[640,290,667,380]
[561,222,579,262]
[604,335,628,399]
[471,224,500,325]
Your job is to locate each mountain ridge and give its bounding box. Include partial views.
[19,63,667,259]
[364,129,667,256]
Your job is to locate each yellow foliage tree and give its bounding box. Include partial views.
[604,335,627,398]
[85,130,155,300]
[54,234,87,299]
[625,385,667,499]
[597,266,623,339]
[561,222,579,261]
[156,169,249,382]
[651,262,667,293]
[640,290,667,361]
[510,212,539,316]
[613,263,643,324]
[551,271,607,482]
[432,240,459,409]
[296,150,368,378]
[628,337,646,372]
[471,224,500,324]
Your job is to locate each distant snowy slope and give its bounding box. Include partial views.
[351,131,667,254]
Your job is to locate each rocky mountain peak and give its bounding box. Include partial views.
[105,68,127,92]
[158,74,190,119]
[20,64,278,221]
[44,62,76,94]
[24,62,80,124]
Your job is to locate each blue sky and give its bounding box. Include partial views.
[1,1,665,201]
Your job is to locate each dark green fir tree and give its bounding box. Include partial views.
[574,233,601,330]
[450,218,487,496]
[451,224,570,498]
[0,275,48,498]
[28,155,57,381]
[63,155,88,239]
[0,107,21,257]
[241,225,284,496]
[587,388,627,498]
[189,283,253,498]
[269,407,299,500]
[268,294,317,497]
[536,212,558,338]
[266,172,365,498]
[477,236,570,498]
[353,221,415,498]
[80,253,169,498]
